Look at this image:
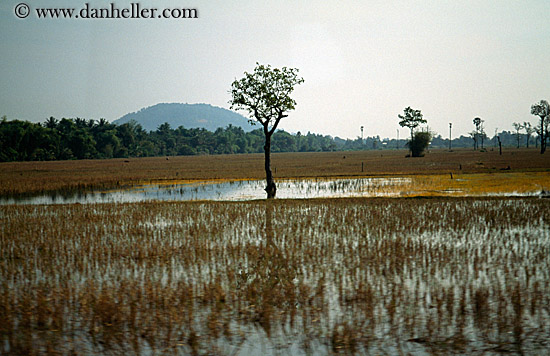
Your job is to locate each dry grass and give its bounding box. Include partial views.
[401,172,550,196]
[2,148,550,354]
[1,197,549,354]
[1,148,550,197]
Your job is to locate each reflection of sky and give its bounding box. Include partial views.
[0,178,413,205]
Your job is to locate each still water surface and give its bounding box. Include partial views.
[0,177,411,205]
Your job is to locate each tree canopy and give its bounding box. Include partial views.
[398,107,426,140]
[229,63,304,134]
[531,99,549,154]
[0,114,544,163]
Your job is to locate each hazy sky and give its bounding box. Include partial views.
[1,0,549,139]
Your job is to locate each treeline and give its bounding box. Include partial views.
[430,131,541,150]
[0,117,338,162]
[0,116,542,162]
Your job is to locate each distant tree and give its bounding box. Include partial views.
[473,117,482,150]
[512,122,524,149]
[478,119,486,150]
[178,144,196,156]
[44,116,58,129]
[68,130,96,159]
[154,123,177,155]
[398,107,426,143]
[469,130,477,150]
[407,131,432,157]
[75,117,87,128]
[523,122,535,148]
[531,100,549,154]
[398,107,426,157]
[246,129,265,153]
[90,118,120,158]
[229,63,304,198]
[97,118,108,127]
[272,130,297,152]
[115,122,138,155]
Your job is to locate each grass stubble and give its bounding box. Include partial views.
[2,148,550,197]
[1,197,549,355]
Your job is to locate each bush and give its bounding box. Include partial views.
[407,131,432,157]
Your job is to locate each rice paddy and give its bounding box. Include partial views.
[1,197,549,355]
[2,148,550,198]
[2,150,550,355]
[2,171,549,205]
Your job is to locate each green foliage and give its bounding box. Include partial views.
[407,131,432,157]
[2,115,544,163]
[229,63,304,134]
[398,107,426,140]
[398,106,428,156]
[531,100,549,119]
[531,99,549,154]
[0,116,338,162]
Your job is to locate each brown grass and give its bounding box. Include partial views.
[2,147,550,354]
[1,148,549,196]
[1,197,549,354]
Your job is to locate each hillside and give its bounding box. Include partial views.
[113,103,253,132]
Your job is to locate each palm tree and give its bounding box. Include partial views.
[44,116,58,129]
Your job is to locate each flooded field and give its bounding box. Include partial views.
[1,197,549,355]
[0,177,411,205]
[2,173,548,205]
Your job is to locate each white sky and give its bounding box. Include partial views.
[1,0,549,139]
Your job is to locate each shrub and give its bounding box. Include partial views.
[407,131,432,157]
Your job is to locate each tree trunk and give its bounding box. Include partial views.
[408,129,413,156]
[539,117,546,154]
[264,132,276,199]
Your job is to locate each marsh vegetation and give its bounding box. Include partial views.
[2,172,548,205]
[1,197,549,355]
[0,177,413,205]
[2,149,550,198]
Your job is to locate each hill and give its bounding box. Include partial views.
[113,103,254,132]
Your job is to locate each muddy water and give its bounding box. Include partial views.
[0,177,412,205]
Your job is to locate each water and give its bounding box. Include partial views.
[3,198,548,355]
[0,177,412,205]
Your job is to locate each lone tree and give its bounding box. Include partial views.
[512,122,524,149]
[523,121,535,148]
[473,117,482,150]
[531,100,549,154]
[229,63,304,198]
[398,107,426,156]
[479,119,486,149]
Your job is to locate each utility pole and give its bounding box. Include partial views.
[360,126,364,144]
[396,129,399,149]
[449,123,452,151]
